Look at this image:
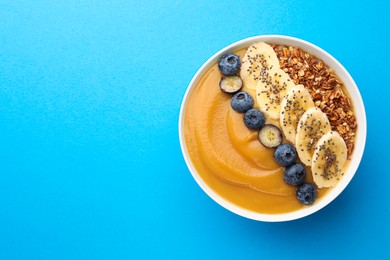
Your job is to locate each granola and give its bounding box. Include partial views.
[272,45,356,157]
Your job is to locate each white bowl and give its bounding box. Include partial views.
[179,35,366,222]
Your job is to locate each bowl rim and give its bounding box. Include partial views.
[178,34,367,222]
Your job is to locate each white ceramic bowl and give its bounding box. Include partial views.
[179,35,366,222]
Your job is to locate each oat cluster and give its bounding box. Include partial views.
[273,45,356,157]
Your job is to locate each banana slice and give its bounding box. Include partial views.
[295,107,331,166]
[256,67,295,119]
[279,85,315,144]
[240,42,280,90]
[311,131,348,188]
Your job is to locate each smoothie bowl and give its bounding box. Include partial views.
[179,35,366,222]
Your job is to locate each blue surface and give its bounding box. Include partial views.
[0,0,388,259]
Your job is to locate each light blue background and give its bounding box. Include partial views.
[0,0,388,259]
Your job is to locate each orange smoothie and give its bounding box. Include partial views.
[184,49,328,214]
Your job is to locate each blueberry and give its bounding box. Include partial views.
[284,163,306,186]
[296,183,317,205]
[220,75,242,94]
[231,92,254,113]
[258,124,282,148]
[244,109,265,130]
[274,144,297,167]
[218,53,241,76]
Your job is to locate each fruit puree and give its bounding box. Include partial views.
[184,49,328,214]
